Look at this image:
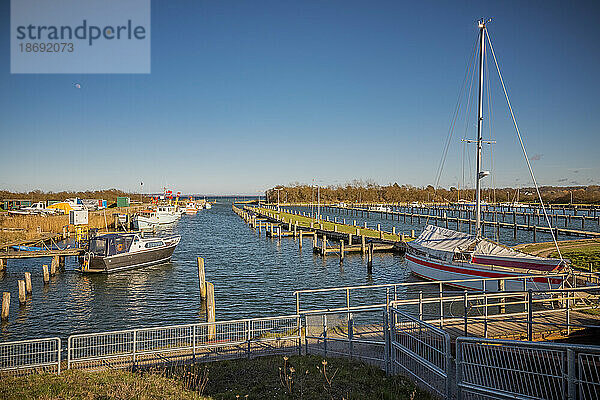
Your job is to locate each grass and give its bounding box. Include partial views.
[0,355,428,400]
[515,239,600,271]
[252,207,412,243]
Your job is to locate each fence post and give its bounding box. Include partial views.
[567,348,576,400]
[247,319,251,359]
[57,338,62,375]
[132,330,137,370]
[384,308,390,375]
[456,341,463,400]
[348,313,353,360]
[445,334,452,400]
[439,282,444,328]
[566,289,571,336]
[322,314,328,357]
[193,325,197,362]
[528,289,533,341]
[419,291,423,321]
[463,290,468,336]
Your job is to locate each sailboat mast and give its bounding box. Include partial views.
[475,20,486,238]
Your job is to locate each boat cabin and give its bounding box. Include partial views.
[89,234,137,257]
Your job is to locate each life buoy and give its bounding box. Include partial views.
[117,243,124,252]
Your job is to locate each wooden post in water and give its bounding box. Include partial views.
[1,293,9,320]
[198,257,206,300]
[340,241,344,261]
[0,259,5,272]
[348,233,352,245]
[42,265,50,283]
[533,225,537,243]
[361,235,366,254]
[299,230,303,248]
[392,227,396,235]
[24,272,32,294]
[411,230,415,238]
[294,223,298,237]
[51,256,59,274]
[206,282,216,340]
[18,280,26,304]
[322,235,327,256]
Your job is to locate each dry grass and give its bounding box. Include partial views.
[0,206,145,244]
[0,369,205,400]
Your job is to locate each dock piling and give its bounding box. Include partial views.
[18,280,26,304]
[24,272,32,294]
[198,257,207,300]
[367,242,373,274]
[42,265,50,283]
[1,292,9,320]
[206,282,216,340]
[0,259,5,272]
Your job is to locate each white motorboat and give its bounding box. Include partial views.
[405,20,568,291]
[132,205,180,230]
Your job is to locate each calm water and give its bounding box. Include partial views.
[0,200,408,343]
[1,200,585,343]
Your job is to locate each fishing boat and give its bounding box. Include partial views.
[405,20,568,291]
[184,202,198,215]
[80,232,180,273]
[132,205,180,230]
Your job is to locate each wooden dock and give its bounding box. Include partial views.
[323,204,600,239]
[232,204,411,259]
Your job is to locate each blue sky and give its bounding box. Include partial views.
[1,0,599,195]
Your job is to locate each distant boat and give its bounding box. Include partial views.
[132,205,180,230]
[369,205,391,212]
[81,232,180,273]
[184,202,198,215]
[204,202,212,209]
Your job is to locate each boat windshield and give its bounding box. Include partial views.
[89,239,107,256]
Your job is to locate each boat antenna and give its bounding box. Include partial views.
[474,18,487,239]
[485,29,564,262]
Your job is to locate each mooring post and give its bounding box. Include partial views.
[24,272,32,294]
[322,235,327,256]
[361,235,366,254]
[299,230,303,248]
[0,259,5,272]
[198,257,207,300]
[1,292,9,320]
[18,280,26,304]
[42,265,50,283]
[51,256,59,274]
[411,229,415,238]
[348,232,352,245]
[340,241,344,261]
[533,225,537,242]
[206,282,216,340]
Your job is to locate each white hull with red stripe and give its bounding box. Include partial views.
[406,252,564,291]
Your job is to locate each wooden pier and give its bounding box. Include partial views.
[322,204,600,239]
[232,204,411,258]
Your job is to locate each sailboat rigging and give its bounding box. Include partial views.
[406,20,569,291]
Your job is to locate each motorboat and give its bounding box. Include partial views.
[184,202,198,215]
[132,205,180,230]
[369,205,392,212]
[80,232,180,273]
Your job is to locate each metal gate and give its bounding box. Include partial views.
[456,337,600,400]
[0,337,61,376]
[389,306,452,398]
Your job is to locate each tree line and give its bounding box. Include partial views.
[265,181,600,204]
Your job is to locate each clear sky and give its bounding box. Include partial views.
[1,0,599,195]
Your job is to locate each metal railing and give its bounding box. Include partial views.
[303,308,387,368]
[389,307,451,399]
[68,315,300,371]
[456,337,600,400]
[293,273,576,316]
[0,337,61,376]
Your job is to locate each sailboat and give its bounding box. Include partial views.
[405,20,568,291]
